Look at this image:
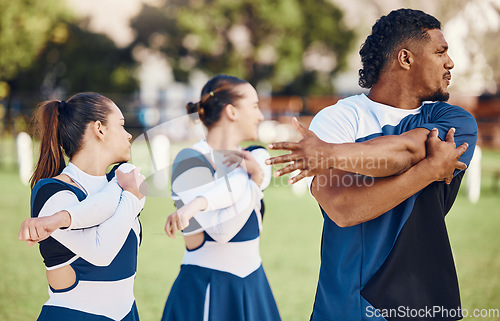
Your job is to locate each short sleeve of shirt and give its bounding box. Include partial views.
[309,103,359,144]
[306,102,359,189]
[417,102,478,168]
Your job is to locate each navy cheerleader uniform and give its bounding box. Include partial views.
[31,162,144,321]
[161,140,281,321]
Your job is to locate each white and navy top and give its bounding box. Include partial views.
[308,94,478,321]
[171,140,271,278]
[30,162,144,320]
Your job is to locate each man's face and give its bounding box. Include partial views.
[412,28,454,102]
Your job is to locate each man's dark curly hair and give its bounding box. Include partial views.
[358,8,441,88]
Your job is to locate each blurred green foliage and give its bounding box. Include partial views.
[0,0,138,134]
[0,0,66,81]
[2,0,355,103]
[130,0,355,95]
[13,22,138,95]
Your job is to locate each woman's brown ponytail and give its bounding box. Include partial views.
[30,101,66,189]
[30,92,112,189]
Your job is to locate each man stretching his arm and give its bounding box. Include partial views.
[268,8,477,321]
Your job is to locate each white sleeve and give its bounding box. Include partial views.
[306,103,359,190]
[176,167,260,236]
[202,180,262,243]
[199,167,250,212]
[63,179,122,229]
[175,166,250,212]
[309,104,358,144]
[40,191,145,266]
[172,148,263,236]
[62,163,138,230]
[185,148,270,210]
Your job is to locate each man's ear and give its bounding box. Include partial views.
[92,120,106,141]
[398,49,413,70]
[224,104,238,121]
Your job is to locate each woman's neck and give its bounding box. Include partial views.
[70,152,110,176]
[206,125,241,151]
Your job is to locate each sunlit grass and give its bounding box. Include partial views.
[1,148,499,321]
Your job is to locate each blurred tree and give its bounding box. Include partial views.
[4,16,138,136]
[13,22,138,96]
[130,0,355,95]
[0,0,66,82]
[0,0,67,132]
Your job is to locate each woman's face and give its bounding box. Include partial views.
[232,83,264,141]
[103,103,132,163]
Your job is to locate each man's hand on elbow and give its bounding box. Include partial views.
[423,128,468,184]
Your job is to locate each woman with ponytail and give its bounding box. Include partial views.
[161,75,281,321]
[18,92,146,321]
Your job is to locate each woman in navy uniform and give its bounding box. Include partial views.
[162,75,281,321]
[19,92,146,320]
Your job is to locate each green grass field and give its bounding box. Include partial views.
[1,148,499,321]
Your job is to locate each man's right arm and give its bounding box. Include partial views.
[268,117,431,182]
[268,103,477,184]
[313,127,430,176]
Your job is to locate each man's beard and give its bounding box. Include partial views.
[423,88,450,102]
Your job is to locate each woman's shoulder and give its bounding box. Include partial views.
[173,147,212,167]
[172,147,215,179]
[33,176,67,188]
[53,173,76,185]
[31,177,83,217]
[31,176,81,199]
[175,147,205,161]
